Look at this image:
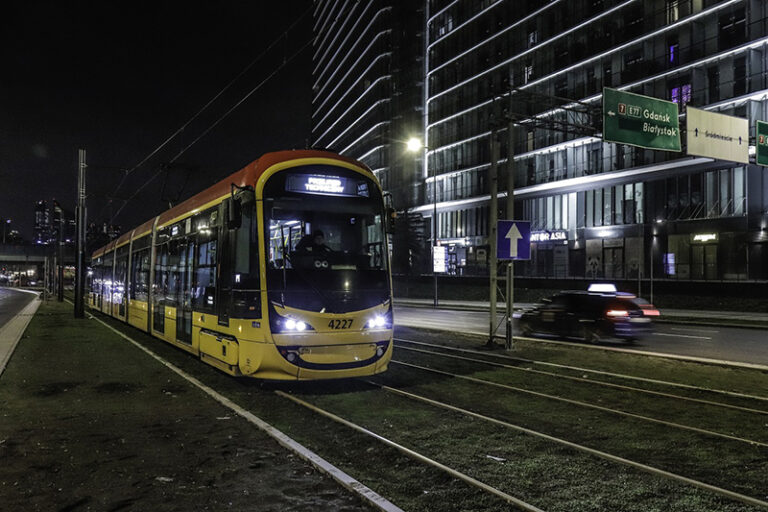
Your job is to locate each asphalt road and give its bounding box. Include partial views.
[394,305,768,367]
[0,287,37,331]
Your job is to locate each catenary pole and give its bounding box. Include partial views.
[74,149,86,318]
[505,118,515,349]
[488,130,499,345]
[57,204,64,302]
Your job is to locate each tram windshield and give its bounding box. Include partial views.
[263,165,389,313]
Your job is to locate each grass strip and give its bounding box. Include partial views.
[395,347,768,443]
[297,385,767,512]
[377,363,768,498]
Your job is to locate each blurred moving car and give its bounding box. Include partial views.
[624,296,660,317]
[519,290,653,343]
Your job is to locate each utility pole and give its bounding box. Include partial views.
[57,203,64,302]
[43,256,48,301]
[74,149,86,318]
[487,129,499,345]
[505,119,516,349]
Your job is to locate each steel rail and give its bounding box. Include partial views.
[395,344,768,416]
[372,383,768,511]
[395,337,768,403]
[392,360,768,448]
[275,391,546,512]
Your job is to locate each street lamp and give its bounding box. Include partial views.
[406,137,438,307]
[651,219,665,304]
[2,218,11,244]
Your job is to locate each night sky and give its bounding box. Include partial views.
[0,1,313,239]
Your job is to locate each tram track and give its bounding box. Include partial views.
[277,380,768,511]
[358,381,768,510]
[276,390,546,512]
[390,359,768,447]
[395,338,768,405]
[394,340,768,416]
[81,303,537,511]
[80,306,768,511]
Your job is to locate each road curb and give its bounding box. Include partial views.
[0,294,41,378]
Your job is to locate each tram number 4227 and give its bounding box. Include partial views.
[328,319,354,330]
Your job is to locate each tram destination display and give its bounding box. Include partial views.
[286,173,369,197]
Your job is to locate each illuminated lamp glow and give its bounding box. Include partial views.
[606,310,629,317]
[588,283,617,293]
[406,137,423,152]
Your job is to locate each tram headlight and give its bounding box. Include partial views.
[281,317,312,332]
[366,315,388,329]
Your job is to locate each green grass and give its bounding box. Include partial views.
[0,301,372,512]
[43,303,768,512]
[299,384,766,512]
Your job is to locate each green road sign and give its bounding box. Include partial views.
[603,88,681,152]
[757,121,768,166]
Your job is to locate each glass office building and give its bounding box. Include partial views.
[313,0,768,282]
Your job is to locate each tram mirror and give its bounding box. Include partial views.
[385,207,396,234]
[227,198,242,230]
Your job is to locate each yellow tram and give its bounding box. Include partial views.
[88,150,394,380]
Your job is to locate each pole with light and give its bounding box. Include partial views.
[406,137,438,307]
[1,218,10,244]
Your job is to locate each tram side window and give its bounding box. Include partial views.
[130,248,150,301]
[91,260,102,295]
[115,254,128,301]
[166,240,181,307]
[193,236,217,312]
[154,243,170,303]
[103,253,114,299]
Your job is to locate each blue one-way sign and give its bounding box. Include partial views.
[497,220,531,260]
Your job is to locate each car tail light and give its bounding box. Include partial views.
[606,309,629,317]
[642,308,660,316]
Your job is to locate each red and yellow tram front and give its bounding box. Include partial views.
[256,158,393,380]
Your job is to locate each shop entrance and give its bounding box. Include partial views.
[603,247,624,279]
[691,244,717,280]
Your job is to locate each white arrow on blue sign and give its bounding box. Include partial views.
[497,220,531,260]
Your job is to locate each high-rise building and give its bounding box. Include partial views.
[33,200,51,245]
[312,0,768,282]
[311,1,425,206]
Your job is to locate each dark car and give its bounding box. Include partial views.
[519,291,653,343]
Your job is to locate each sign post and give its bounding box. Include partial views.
[603,88,681,152]
[496,220,529,348]
[497,220,531,261]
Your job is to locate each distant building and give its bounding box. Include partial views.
[312,0,768,282]
[32,199,77,245]
[33,200,51,244]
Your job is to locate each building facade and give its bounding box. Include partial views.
[313,0,768,283]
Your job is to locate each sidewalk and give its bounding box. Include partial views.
[394,298,768,328]
[0,300,371,511]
